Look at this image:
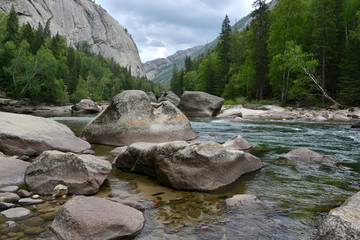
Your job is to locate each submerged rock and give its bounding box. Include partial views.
[25,151,112,195]
[115,141,263,191]
[0,112,91,156]
[351,121,360,128]
[82,90,196,146]
[284,148,324,161]
[178,91,225,117]
[315,191,360,239]
[50,196,145,240]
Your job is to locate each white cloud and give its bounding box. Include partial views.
[96,0,258,62]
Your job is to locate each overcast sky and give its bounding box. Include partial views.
[96,0,261,63]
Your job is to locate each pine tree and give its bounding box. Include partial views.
[250,0,270,99]
[3,5,19,44]
[217,15,232,96]
[311,0,344,104]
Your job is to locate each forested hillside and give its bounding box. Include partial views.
[170,0,360,106]
[0,7,160,104]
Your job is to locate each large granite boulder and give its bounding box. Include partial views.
[178,91,225,117]
[82,90,196,146]
[0,112,90,156]
[315,191,360,239]
[0,156,30,187]
[50,196,145,240]
[72,99,101,113]
[114,141,263,191]
[25,151,112,195]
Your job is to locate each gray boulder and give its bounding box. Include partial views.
[284,148,324,161]
[223,135,252,152]
[50,196,145,240]
[72,99,101,113]
[82,90,196,146]
[157,90,181,107]
[113,142,157,177]
[0,112,91,156]
[315,191,360,239]
[0,156,30,187]
[25,151,112,195]
[178,91,225,117]
[153,141,263,191]
[114,141,263,191]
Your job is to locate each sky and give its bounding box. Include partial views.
[95,0,260,63]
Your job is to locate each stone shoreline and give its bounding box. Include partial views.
[218,104,360,123]
[1,98,359,123]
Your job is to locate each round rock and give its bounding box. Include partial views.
[1,207,31,220]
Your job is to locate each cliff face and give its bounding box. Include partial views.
[0,0,145,77]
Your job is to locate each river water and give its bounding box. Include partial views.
[2,116,359,239]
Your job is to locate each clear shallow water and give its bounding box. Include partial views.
[3,116,359,239]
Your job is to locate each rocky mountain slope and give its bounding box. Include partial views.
[144,0,278,86]
[0,0,145,77]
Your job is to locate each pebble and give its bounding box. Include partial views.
[0,193,20,203]
[0,202,15,210]
[52,184,68,197]
[18,198,44,205]
[17,189,32,198]
[32,194,40,199]
[3,221,17,228]
[82,149,95,155]
[1,207,31,220]
[0,186,19,192]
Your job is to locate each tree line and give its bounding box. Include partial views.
[171,0,360,107]
[0,6,161,104]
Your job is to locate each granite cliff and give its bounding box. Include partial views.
[0,0,145,77]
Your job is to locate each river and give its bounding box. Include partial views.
[3,116,360,239]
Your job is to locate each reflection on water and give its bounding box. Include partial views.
[2,116,359,239]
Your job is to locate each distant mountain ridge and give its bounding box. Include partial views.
[144,0,278,86]
[0,0,145,77]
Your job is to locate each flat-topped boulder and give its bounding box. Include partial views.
[50,196,145,240]
[25,151,112,195]
[72,99,101,113]
[178,91,225,117]
[114,141,263,191]
[82,90,196,146]
[315,191,360,239]
[0,156,30,187]
[0,112,90,156]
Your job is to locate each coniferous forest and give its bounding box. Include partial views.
[0,6,161,104]
[170,0,360,107]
